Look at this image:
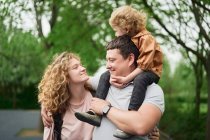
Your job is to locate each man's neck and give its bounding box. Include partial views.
[124,65,136,77]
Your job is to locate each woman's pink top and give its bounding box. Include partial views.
[43,92,94,140]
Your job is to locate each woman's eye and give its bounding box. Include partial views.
[72,65,78,69]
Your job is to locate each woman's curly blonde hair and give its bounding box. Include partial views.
[38,52,81,114]
[109,5,147,37]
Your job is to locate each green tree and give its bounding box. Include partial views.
[159,56,173,94]
[0,27,45,108]
[140,0,210,139]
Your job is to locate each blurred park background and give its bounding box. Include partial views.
[0,0,210,140]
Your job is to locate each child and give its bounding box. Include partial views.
[75,5,163,139]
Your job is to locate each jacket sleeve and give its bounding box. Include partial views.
[137,35,156,70]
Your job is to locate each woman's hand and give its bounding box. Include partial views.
[41,106,53,127]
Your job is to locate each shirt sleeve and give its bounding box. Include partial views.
[143,83,165,114]
[137,35,156,70]
[89,74,100,90]
[43,123,54,140]
[89,66,106,90]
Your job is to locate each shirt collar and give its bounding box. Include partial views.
[132,29,150,38]
[123,81,134,88]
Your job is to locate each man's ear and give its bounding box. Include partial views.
[128,53,135,67]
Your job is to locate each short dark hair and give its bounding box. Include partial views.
[106,35,140,67]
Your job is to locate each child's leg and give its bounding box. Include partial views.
[113,71,159,139]
[95,71,111,99]
[74,71,110,127]
[128,71,160,110]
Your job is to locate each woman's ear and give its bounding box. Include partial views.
[128,53,135,67]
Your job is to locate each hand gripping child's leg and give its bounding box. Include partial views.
[75,71,110,126]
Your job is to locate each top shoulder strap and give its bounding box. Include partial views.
[53,112,63,140]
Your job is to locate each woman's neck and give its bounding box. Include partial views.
[69,83,87,104]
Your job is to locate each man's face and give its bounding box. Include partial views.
[106,49,130,77]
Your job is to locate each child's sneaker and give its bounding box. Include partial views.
[113,129,133,139]
[75,110,101,126]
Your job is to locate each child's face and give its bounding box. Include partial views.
[113,26,127,37]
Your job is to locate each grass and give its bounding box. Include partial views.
[16,128,42,137]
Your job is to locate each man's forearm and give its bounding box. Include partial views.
[106,103,162,136]
[90,98,162,136]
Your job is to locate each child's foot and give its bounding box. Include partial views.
[113,129,133,139]
[75,110,101,126]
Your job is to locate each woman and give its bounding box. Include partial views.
[38,52,94,140]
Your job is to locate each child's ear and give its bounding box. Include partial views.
[125,28,129,33]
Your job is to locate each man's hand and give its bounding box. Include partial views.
[90,97,111,115]
[41,106,53,128]
[110,75,128,88]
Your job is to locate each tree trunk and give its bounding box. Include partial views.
[195,59,203,118]
[206,58,210,140]
[195,74,201,118]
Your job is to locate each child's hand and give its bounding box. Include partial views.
[111,75,128,84]
[110,75,128,88]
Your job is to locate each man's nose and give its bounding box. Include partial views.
[106,62,111,69]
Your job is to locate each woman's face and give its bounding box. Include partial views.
[68,58,89,84]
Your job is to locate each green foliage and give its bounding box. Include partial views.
[0,29,45,87]
[47,4,106,74]
[160,93,206,140]
[159,56,173,94]
[0,26,46,108]
[159,59,207,139]
[172,59,195,94]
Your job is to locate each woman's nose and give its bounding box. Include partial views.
[81,66,86,71]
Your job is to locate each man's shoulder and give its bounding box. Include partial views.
[147,83,163,92]
[145,83,164,99]
[144,83,165,113]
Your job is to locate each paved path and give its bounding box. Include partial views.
[0,110,42,140]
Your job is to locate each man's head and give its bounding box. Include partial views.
[106,35,139,77]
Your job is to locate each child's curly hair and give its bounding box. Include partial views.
[109,5,147,37]
[38,52,82,114]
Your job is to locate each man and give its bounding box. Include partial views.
[88,35,164,140]
[41,35,164,140]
